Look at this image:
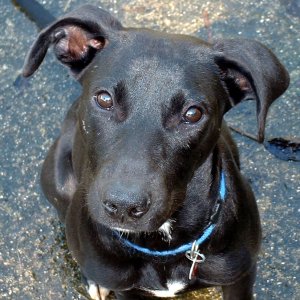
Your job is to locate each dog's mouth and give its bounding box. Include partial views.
[112,219,175,242]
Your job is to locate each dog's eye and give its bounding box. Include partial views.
[183,106,202,123]
[95,92,113,110]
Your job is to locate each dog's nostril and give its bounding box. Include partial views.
[129,207,145,218]
[103,201,118,215]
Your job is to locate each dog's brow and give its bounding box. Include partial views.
[167,92,186,115]
[161,91,186,127]
[114,80,128,108]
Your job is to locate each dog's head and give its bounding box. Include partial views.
[24,5,289,232]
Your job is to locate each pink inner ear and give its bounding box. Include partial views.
[88,39,104,49]
[235,74,251,92]
[219,67,252,93]
[56,26,105,62]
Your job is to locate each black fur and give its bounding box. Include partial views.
[23,5,289,299]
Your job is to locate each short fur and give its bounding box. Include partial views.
[23,5,289,300]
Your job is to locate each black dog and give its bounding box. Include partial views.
[23,5,289,300]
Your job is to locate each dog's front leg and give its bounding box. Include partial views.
[40,100,78,222]
[221,263,256,300]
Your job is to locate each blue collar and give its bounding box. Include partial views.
[116,171,226,257]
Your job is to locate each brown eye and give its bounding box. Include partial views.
[95,92,113,109]
[184,106,202,123]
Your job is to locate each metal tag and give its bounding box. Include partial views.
[185,241,206,280]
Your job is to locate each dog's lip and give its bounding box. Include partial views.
[112,219,174,237]
[111,225,158,234]
[112,227,136,233]
[111,220,166,234]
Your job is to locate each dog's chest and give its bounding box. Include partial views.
[140,280,186,297]
[136,261,189,297]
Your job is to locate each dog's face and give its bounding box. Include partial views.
[23,5,289,232]
[79,34,225,231]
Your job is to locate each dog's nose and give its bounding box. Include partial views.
[102,184,151,220]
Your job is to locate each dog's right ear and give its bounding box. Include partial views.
[213,39,289,143]
[23,5,122,78]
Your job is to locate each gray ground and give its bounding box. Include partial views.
[0,0,299,299]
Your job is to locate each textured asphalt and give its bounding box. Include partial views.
[1,0,299,299]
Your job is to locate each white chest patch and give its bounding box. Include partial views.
[142,281,186,298]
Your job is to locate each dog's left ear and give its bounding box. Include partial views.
[22,5,123,78]
[213,39,289,143]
